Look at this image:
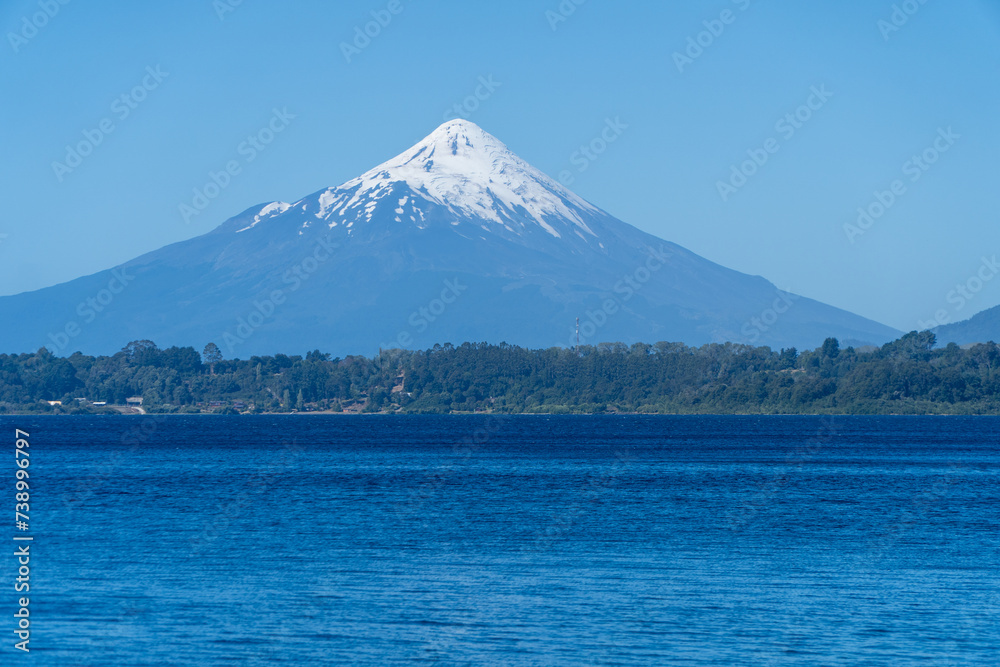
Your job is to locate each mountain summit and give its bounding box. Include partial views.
[318,119,602,240]
[0,121,900,356]
[229,120,609,255]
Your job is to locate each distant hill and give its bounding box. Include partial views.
[935,305,1000,345]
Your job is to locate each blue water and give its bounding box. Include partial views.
[5,415,999,665]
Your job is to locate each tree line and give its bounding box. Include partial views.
[2,332,999,414]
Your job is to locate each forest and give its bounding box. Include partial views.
[1,332,999,415]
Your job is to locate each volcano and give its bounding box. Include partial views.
[0,120,900,357]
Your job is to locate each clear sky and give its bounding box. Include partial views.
[2,0,998,332]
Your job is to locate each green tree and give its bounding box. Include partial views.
[202,342,223,375]
[123,340,160,366]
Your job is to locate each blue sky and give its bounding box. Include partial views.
[1,0,998,331]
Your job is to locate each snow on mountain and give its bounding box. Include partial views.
[0,120,903,356]
[286,120,601,242]
[234,201,292,233]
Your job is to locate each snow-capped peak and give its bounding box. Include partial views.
[307,119,600,239]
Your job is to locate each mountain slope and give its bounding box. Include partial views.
[934,305,1000,345]
[0,120,900,357]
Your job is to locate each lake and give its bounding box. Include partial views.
[7,415,999,665]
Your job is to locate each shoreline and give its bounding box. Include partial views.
[1,411,995,417]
